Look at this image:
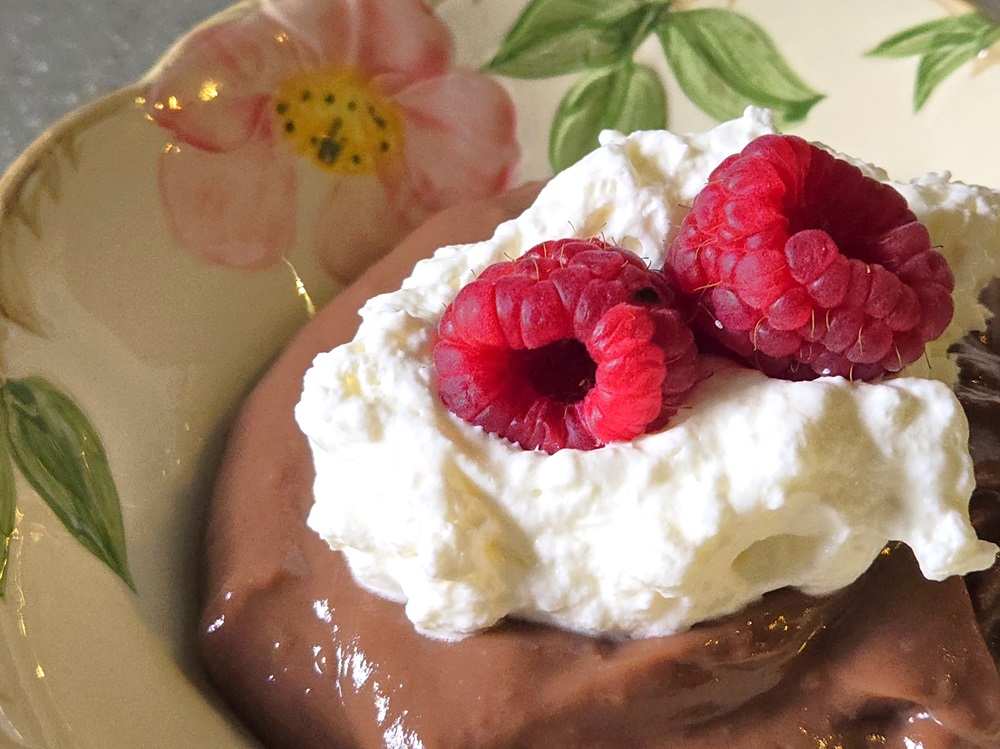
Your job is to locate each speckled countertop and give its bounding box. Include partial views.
[0,0,233,171]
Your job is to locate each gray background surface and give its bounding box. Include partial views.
[1,0,233,171]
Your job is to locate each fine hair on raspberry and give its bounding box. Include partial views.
[434,238,699,453]
[665,134,955,381]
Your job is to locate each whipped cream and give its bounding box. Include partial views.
[297,109,1000,640]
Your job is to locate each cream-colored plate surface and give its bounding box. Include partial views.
[1,0,998,746]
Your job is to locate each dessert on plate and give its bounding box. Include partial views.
[200,110,1000,748]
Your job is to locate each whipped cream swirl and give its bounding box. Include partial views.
[297,109,1000,640]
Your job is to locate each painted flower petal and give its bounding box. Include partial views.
[358,0,454,87]
[387,71,519,219]
[260,0,363,67]
[159,135,297,270]
[312,178,410,283]
[147,9,319,152]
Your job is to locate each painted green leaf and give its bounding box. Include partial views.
[485,0,670,78]
[1,377,134,590]
[867,12,1000,110]
[914,35,997,109]
[549,61,667,173]
[867,13,993,58]
[658,9,824,124]
[0,409,14,598]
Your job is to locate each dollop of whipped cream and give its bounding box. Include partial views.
[297,108,1000,640]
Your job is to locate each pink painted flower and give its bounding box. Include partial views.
[145,0,520,281]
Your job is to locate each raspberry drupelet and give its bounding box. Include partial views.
[665,134,955,381]
[434,238,699,453]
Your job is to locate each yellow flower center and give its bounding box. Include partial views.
[274,68,404,175]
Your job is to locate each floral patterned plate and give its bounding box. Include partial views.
[1,0,999,746]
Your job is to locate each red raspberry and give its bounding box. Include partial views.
[434,238,699,453]
[665,134,955,380]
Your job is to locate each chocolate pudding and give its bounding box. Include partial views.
[198,186,1000,748]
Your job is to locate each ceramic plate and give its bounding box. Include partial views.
[2,0,999,746]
